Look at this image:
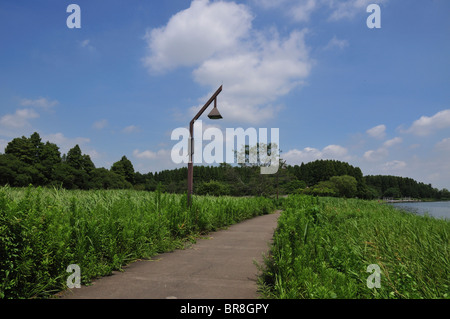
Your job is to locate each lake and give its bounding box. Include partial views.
[389,201,450,220]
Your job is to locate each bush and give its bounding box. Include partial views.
[196,180,230,196]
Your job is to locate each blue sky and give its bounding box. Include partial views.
[1,0,449,189]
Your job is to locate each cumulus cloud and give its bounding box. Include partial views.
[383,137,402,148]
[251,0,318,22]
[381,160,407,172]
[132,148,178,173]
[253,0,389,22]
[403,109,450,136]
[290,0,318,22]
[363,148,388,162]
[191,29,312,124]
[133,149,158,160]
[134,149,172,159]
[324,36,349,50]
[328,0,388,21]
[42,132,91,156]
[0,108,39,129]
[122,125,140,134]
[366,124,386,139]
[143,0,312,124]
[363,136,401,162]
[143,0,252,72]
[20,97,59,109]
[284,144,349,165]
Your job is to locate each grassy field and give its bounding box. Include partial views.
[259,195,450,299]
[0,186,275,298]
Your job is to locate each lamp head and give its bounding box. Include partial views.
[207,98,223,120]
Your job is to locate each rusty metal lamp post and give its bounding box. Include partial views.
[187,85,223,207]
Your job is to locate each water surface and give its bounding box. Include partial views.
[390,201,450,220]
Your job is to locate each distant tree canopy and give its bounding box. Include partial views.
[0,132,130,190]
[364,175,449,200]
[0,132,449,200]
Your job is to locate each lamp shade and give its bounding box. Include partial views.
[207,106,222,120]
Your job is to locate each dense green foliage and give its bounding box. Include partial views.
[259,195,450,299]
[1,132,449,200]
[364,175,450,200]
[1,133,132,190]
[0,186,274,299]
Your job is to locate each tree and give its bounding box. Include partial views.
[39,142,61,183]
[66,145,84,170]
[61,145,95,189]
[285,179,307,193]
[384,187,401,198]
[330,175,358,198]
[90,168,132,189]
[5,136,35,165]
[0,154,20,185]
[111,156,135,184]
[303,180,337,197]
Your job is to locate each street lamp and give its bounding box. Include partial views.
[187,85,223,206]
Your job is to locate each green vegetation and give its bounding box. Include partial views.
[0,186,274,299]
[259,195,450,299]
[364,175,450,200]
[1,132,449,200]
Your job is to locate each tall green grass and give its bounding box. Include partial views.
[259,195,449,299]
[0,186,274,298]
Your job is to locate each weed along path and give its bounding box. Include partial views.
[60,211,281,299]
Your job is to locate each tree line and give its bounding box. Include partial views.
[1,132,449,200]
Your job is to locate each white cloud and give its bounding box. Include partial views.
[0,139,8,153]
[133,149,172,160]
[381,160,407,172]
[290,0,318,22]
[284,144,349,165]
[383,137,402,148]
[144,0,312,125]
[435,137,450,151]
[328,0,388,21]
[363,137,401,162]
[92,119,108,130]
[133,148,178,173]
[122,125,140,134]
[322,144,348,158]
[143,0,252,72]
[366,124,386,139]
[191,29,312,124]
[363,148,388,162]
[85,149,101,160]
[252,0,388,22]
[403,109,450,136]
[133,149,157,160]
[0,108,39,129]
[251,0,318,22]
[20,97,59,109]
[324,36,349,50]
[79,39,96,52]
[43,132,90,155]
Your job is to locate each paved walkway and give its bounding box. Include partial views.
[60,211,281,299]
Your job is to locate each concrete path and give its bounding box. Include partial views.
[60,211,281,299]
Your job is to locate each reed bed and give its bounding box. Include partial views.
[259,195,449,299]
[0,186,274,298]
